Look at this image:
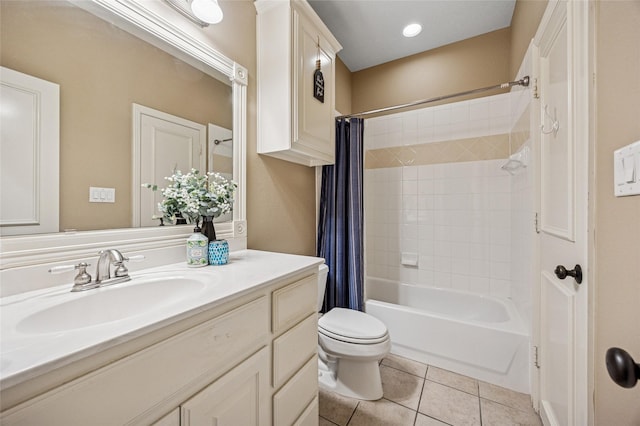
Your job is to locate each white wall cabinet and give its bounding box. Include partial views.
[256,0,342,167]
[1,268,318,426]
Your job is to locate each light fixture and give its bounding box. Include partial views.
[403,23,422,38]
[190,0,223,24]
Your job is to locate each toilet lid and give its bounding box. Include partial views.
[318,308,388,343]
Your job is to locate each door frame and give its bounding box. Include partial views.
[0,67,60,236]
[531,1,594,425]
[131,104,206,227]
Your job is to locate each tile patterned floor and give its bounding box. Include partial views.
[319,354,542,426]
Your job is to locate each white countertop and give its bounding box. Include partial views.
[0,250,323,390]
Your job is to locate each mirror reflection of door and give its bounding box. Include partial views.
[132,104,206,227]
[0,67,59,236]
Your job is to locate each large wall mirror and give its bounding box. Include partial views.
[0,0,247,268]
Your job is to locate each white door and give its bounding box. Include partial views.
[534,1,590,425]
[132,104,206,227]
[0,67,59,235]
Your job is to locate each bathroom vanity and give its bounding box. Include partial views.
[0,250,322,425]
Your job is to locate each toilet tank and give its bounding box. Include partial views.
[317,264,329,312]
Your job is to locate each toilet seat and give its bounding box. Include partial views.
[318,308,389,344]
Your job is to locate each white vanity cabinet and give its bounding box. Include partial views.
[180,347,270,425]
[256,0,342,166]
[0,258,320,426]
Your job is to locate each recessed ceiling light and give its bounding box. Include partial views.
[403,23,422,38]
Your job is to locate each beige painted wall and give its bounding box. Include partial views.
[510,0,548,79]
[350,28,512,114]
[593,2,640,422]
[335,57,352,115]
[232,2,317,255]
[1,2,232,232]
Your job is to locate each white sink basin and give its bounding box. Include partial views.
[16,272,213,334]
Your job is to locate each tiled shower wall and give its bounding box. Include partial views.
[364,92,525,298]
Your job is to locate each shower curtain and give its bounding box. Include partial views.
[317,118,365,312]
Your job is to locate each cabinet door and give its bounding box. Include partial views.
[293,9,335,163]
[152,409,179,426]
[181,347,269,426]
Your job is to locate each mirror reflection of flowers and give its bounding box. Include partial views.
[143,169,237,225]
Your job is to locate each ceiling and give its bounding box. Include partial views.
[308,0,517,72]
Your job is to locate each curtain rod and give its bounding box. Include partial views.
[337,76,530,120]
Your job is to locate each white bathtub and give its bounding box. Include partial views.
[365,277,530,393]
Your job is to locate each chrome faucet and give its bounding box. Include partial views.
[95,249,131,286]
[49,250,145,292]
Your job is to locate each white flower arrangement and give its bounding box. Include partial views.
[143,169,236,224]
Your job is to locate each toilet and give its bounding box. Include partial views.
[317,264,391,400]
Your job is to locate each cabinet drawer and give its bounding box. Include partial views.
[272,355,318,426]
[273,313,318,389]
[273,313,317,388]
[1,297,269,425]
[293,396,319,426]
[272,274,316,333]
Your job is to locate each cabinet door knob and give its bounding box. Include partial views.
[554,264,583,284]
[606,347,640,388]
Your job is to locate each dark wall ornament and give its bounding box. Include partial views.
[313,59,325,103]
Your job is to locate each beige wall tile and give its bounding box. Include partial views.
[365,134,510,169]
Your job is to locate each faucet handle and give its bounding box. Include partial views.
[48,264,79,274]
[73,262,93,285]
[113,261,129,278]
[49,262,92,278]
[125,255,145,262]
[49,262,98,292]
[113,255,145,278]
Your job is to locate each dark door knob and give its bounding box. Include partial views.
[606,347,640,388]
[554,264,583,284]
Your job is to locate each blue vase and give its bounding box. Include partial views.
[208,239,229,265]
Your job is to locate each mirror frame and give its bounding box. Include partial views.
[0,0,247,270]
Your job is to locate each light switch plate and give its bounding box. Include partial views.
[89,187,116,203]
[613,140,640,197]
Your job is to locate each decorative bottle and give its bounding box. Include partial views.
[186,225,208,267]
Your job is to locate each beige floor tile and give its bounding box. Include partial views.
[480,398,542,426]
[478,381,533,413]
[380,364,425,410]
[318,417,337,426]
[414,413,450,426]
[319,387,359,426]
[419,380,480,426]
[347,398,416,426]
[426,366,478,396]
[381,354,428,378]
[320,416,340,426]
